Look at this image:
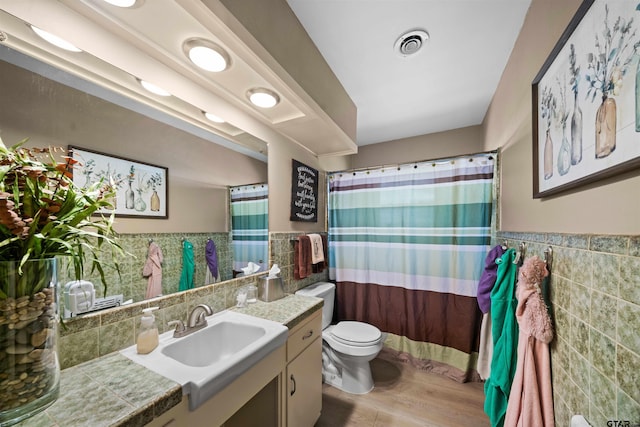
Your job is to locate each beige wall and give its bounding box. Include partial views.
[268,138,326,233]
[484,0,640,234]
[113,181,229,234]
[351,125,484,169]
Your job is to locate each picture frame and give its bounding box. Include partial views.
[532,0,640,198]
[69,146,168,219]
[290,159,318,222]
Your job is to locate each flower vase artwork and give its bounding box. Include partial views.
[540,86,557,180]
[134,189,147,212]
[585,5,637,159]
[556,75,571,176]
[0,138,124,425]
[148,172,163,212]
[595,95,617,158]
[636,52,640,132]
[558,124,571,176]
[125,165,135,210]
[569,44,583,165]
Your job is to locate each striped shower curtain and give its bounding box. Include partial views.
[230,183,268,273]
[328,153,495,382]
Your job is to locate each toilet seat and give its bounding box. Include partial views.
[323,322,383,358]
[329,321,381,347]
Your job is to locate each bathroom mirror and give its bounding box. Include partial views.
[0,45,269,314]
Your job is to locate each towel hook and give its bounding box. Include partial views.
[544,246,553,269]
[513,241,526,265]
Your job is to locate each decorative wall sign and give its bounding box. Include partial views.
[290,159,318,222]
[69,146,168,218]
[532,0,640,198]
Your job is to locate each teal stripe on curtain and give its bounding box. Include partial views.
[328,153,496,382]
[230,184,268,273]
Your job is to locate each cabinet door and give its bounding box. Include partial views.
[286,337,322,427]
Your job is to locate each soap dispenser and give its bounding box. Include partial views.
[137,307,159,354]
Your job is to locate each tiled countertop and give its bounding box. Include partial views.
[17,294,322,427]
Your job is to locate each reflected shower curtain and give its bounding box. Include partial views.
[328,154,495,382]
[230,184,268,273]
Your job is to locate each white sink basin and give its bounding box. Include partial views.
[121,310,288,410]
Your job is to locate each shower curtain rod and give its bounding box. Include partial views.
[329,149,498,175]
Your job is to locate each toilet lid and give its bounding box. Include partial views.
[330,321,381,347]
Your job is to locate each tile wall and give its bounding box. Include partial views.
[59,232,232,303]
[269,232,330,294]
[57,232,328,370]
[497,231,639,426]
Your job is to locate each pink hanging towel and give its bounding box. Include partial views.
[504,256,554,427]
[143,241,164,299]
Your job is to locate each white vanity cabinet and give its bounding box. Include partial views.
[146,307,323,427]
[285,309,323,427]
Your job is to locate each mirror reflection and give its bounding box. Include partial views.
[0,46,268,318]
[230,183,269,277]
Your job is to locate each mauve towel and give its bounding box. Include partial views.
[143,242,163,299]
[205,239,218,279]
[477,244,506,313]
[294,235,312,280]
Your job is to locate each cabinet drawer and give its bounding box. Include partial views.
[287,310,322,361]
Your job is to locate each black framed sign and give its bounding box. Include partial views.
[532,0,640,198]
[290,159,318,222]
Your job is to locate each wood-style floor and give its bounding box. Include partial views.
[314,352,490,427]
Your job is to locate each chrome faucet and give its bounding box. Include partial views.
[168,303,213,338]
[188,303,213,328]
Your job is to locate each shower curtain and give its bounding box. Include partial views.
[328,153,495,382]
[230,184,268,273]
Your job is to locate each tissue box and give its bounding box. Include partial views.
[258,276,284,302]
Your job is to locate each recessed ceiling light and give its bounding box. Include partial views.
[183,38,230,72]
[247,88,280,108]
[138,79,171,97]
[204,111,225,123]
[30,25,82,52]
[102,0,142,7]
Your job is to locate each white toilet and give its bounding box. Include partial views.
[295,281,384,394]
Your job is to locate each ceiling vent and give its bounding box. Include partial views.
[394,29,429,57]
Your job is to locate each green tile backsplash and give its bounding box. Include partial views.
[58,232,233,303]
[57,231,329,371]
[497,232,640,426]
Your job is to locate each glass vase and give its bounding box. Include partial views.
[636,57,640,132]
[543,128,553,180]
[150,190,160,212]
[595,95,617,158]
[134,193,147,212]
[570,93,583,165]
[558,124,571,176]
[0,259,59,426]
[125,182,135,209]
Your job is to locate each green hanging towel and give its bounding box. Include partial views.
[179,239,194,291]
[484,248,519,427]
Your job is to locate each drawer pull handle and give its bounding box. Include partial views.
[290,374,296,396]
[302,330,313,340]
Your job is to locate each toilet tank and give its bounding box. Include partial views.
[295,282,335,330]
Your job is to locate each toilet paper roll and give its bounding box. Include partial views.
[570,415,591,427]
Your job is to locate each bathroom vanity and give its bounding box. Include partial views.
[15,294,322,427]
[147,307,322,427]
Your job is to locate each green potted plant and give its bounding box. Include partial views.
[0,137,124,425]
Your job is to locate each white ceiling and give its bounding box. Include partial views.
[287,0,532,146]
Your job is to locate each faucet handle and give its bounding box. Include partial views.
[168,320,186,337]
[193,312,208,328]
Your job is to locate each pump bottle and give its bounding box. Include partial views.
[137,307,159,354]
